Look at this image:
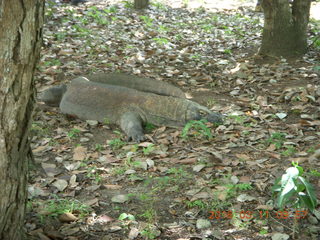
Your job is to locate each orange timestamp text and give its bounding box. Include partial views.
[209,210,308,220]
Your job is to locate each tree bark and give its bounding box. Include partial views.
[259,0,311,58]
[0,1,44,239]
[134,0,149,9]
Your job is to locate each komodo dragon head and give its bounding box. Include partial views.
[185,104,223,124]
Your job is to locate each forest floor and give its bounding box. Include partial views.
[27,0,320,239]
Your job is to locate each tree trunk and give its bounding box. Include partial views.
[134,0,149,9]
[259,0,311,58]
[0,1,44,239]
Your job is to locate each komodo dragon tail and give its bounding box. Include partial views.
[39,85,67,107]
[84,73,186,98]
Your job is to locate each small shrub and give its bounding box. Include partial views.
[67,128,81,139]
[182,120,213,140]
[266,132,286,149]
[108,138,125,150]
[272,163,317,212]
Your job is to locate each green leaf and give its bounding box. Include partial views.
[118,213,128,220]
[298,193,315,211]
[271,183,282,192]
[277,188,295,208]
[276,167,299,208]
[295,183,306,193]
[127,214,135,221]
[298,176,317,211]
[296,166,304,175]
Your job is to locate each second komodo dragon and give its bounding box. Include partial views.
[41,73,223,141]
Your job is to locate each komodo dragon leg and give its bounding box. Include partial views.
[120,112,145,142]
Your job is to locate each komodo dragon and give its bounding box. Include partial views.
[41,73,185,106]
[40,74,223,141]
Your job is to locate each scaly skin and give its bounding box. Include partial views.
[84,73,186,98]
[41,74,223,141]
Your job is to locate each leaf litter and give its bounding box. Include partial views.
[29,0,320,239]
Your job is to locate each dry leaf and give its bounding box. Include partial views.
[73,146,87,161]
[59,212,78,223]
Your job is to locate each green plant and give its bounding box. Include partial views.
[176,22,188,28]
[72,25,91,37]
[87,167,102,183]
[228,115,247,124]
[43,59,61,67]
[157,25,170,33]
[185,200,207,209]
[167,167,189,179]
[30,122,49,136]
[113,130,123,136]
[152,37,169,45]
[139,209,157,222]
[182,0,189,7]
[96,16,108,25]
[122,0,134,8]
[138,193,153,201]
[311,37,320,48]
[313,65,320,72]
[67,128,81,139]
[181,120,213,140]
[54,32,67,41]
[281,145,296,156]
[141,16,153,26]
[95,144,104,152]
[103,117,110,124]
[175,33,183,41]
[145,122,156,132]
[230,212,250,229]
[123,153,142,170]
[309,170,320,177]
[108,138,126,150]
[143,144,155,155]
[206,99,216,107]
[118,213,135,221]
[272,163,317,212]
[307,146,316,153]
[80,161,88,168]
[132,160,144,168]
[241,130,250,136]
[42,196,90,218]
[141,226,157,239]
[233,183,253,191]
[61,16,70,24]
[191,54,201,60]
[129,174,144,182]
[140,15,153,27]
[112,166,126,175]
[151,176,172,191]
[151,1,167,10]
[103,6,118,14]
[224,49,232,55]
[79,17,89,25]
[224,183,253,198]
[87,7,109,25]
[259,229,268,235]
[201,24,213,32]
[266,132,286,149]
[209,198,232,210]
